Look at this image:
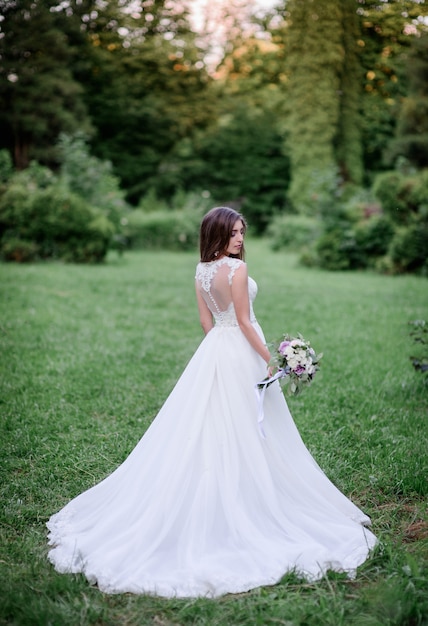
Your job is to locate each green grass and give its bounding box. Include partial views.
[0,238,427,626]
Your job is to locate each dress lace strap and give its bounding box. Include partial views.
[195,258,244,291]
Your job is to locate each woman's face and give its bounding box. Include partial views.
[226,219,244,256]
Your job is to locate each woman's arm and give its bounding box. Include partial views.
[232,264,271,364]
[195,283,214,335]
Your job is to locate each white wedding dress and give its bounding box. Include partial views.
[47,257,377,598]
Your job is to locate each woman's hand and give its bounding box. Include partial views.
[267,365,275,378]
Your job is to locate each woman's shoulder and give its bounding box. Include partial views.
[195,257,245,284]
[196,257,245,272]
[219,257,246,284]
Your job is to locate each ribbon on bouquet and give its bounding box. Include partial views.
[255,367,289,438]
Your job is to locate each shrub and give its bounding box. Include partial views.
[58,134,127,225]
[303,171,428,274]
[0,184,30,228]
[409,320,428,374]
[124,209,201,251]
[354,215,395,261]
[373,169,428,225]
[57,134,126,251]
[267,214,321,251]
[137,188,169,213]
[312,214,404,272]
[12,160,57,190]
[0,149,13,184]
[373,171,408,223]
[407,169,428,213]
[389,220,428,274]
[315,228,360,271]
[0,185,115,263]
[1,238,39,262]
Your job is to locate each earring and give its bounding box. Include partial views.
[214,251,219,257]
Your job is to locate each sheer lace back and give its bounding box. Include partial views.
[195,257,257,327]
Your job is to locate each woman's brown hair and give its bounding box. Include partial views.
[199,207,247,262]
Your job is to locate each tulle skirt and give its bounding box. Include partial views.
[47,322,377,598]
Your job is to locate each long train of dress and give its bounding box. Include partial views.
[47,260,377,598]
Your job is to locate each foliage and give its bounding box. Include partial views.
[388,221,428,274]
[2,0,428,217]
[386,32,428,168]
[0,0,93,168]
[285,0,363,213]
[0,242,427,624]
[0,148,13,183]
[372,170,411,223]
[123,209,201,252]
[285,0,339,213]
[10,159,57,189]
[0,135,130,262]
[57,133,127,226]
[161,100,290,234]
[302,168,428,273]
[314,227,359,271]
[0,183,115,263]
[408,319,428,374]
[312,209,395,272]
[267,214,321,251]
[334,0,364,185]
[82,7,214,205]
[354,214,395,258]
[358,0,428,175]
[1,236,39,262]
[374,168,428,273]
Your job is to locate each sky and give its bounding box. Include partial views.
[187,0,280,68]
[188,0,280,32]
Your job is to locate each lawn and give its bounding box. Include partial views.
[0,239,427,626]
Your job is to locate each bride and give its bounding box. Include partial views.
[47,206,377,598]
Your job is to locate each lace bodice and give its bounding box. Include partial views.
[195,257,257,327]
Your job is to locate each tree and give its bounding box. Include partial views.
[69,0,215,203]
[157,26,291,232]
[335,0,364,185]
[387,33,428,167]
[0,0,92,168]
[285,0,348,214]
[357,0,428,174]
[0,0,213,203]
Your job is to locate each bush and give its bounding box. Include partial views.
[389,220,428,274]
[407,169,428,213]
[354,215,395,261]
[373,169,428,224]
[0,185,115,263]
[137,188,169,213]
[302,171,428,274]
[0,149,13,184]
[124,209,201,251]
[373,171,408,222]
[1,238,39,262]
[267,214,321,251]
[58,134,127,226]
[315,228,360,271]
[12,160,57,190]
[409,320,428,374]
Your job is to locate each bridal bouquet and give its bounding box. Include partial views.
[255,334,322,437]
[262,333,322,397]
